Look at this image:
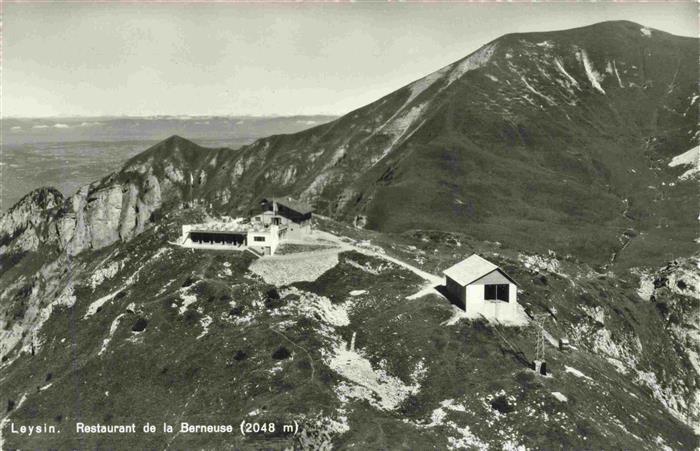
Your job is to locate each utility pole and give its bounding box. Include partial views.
[531,313,548,375]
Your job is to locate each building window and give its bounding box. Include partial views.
[484,284,509,302]
[253,236,266,242]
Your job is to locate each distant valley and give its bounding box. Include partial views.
[0,115,337,210]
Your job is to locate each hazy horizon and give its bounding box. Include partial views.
[4,2,697,118]
[2,113,338,120]
[1,115,340,209]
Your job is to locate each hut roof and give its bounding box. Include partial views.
[443,254,518,286]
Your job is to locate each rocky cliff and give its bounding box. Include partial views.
[0,136,209,258]
[0,187,63,255]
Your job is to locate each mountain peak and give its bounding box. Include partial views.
[11,186,64,213]
[494,20,677,47]
[124,134,208,169]
[161,134,198,148]
[568,20,664,36]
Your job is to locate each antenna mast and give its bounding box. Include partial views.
[531,313,549,375]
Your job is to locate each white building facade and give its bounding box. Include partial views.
[178,196,314,256]
[443,254,519,322]
[180,222,281,255]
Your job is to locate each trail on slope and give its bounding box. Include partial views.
[311,230,445,300]
[312,231,443,284]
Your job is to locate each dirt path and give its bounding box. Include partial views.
[311,230,444,297]
[312,231,442,282]
[608,198,636,266]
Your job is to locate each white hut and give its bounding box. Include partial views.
[443,254,519,322]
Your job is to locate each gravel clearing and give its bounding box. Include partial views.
[249,249,340,286]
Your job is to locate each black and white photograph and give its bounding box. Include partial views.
[0,1,698,449]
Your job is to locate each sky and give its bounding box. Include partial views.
[2,2,697,118]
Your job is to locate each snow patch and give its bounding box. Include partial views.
[564,365,593,381]
[654,436,673,451]
[668,145,699,180]
[280,166,297,185]
[552,392,568,402]
[612,60,624,88]
[640,27,652,37]
[349,290,366,296]
[520,76,556,106]
[554,58,580,90]
[98,313,126,356]
[87,248,169,318]
[576,49,606,94]
[84,289,123,319]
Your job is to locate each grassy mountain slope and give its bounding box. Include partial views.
[0,207,697,449]
[188,20,697,268]
[0,20,698,449]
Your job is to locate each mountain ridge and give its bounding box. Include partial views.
[2,20,698,265]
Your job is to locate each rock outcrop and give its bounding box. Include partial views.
[56,173,163,255]
[0,187,63,254]
[2,161,166,258]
